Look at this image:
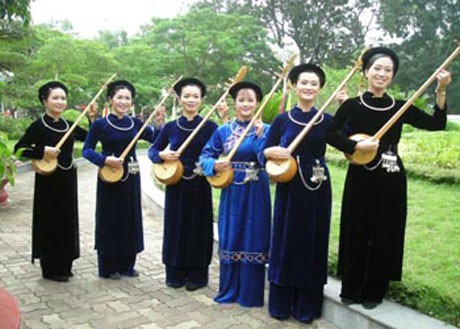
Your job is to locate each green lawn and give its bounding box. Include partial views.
[211,163,459,326]
[9,132,460,326]
[328,164,459,326]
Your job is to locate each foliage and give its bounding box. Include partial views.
[0,0,31,40]
[0,116,32,139]
[136,8,279,104]
[376,0,460,113]
[193,0,373,66]
[0,131,21,186]
[327,129,460,184]
[61,109,91,130]
[326,163,460,326]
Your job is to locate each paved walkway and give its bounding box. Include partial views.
[0,163,338,329]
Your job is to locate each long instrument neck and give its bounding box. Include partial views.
[225,77,284,161]
[119,91,172,160]
[287,65,360,153]
[371,46,460,140]
[55,73,117,150]
[176,89,230,155]
[372,45,460,141]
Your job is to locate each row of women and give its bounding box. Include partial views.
[15,47,452,324]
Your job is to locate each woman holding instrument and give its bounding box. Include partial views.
[83,80,158,279]
[199,82,271,307]
[262,64,337,323]
[15,81,96,282]
[148,78,217,291]
[327,47,451,309]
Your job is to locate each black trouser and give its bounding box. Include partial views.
[341,279,390,303]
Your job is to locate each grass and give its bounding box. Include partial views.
[209,163,460,326]
[9,131,460,326]
[327,164,460,326]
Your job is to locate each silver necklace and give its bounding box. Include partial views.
[230,121,255,137]
[106,115,134,131]
[176,116,199,132]
[288,109,324,127]
[41,114,69,133]
[360,93,395,111]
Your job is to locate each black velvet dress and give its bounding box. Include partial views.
[15,114,86,277]
[328,92,446,301]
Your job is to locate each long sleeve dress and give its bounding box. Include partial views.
[199,120,271,307]
[327,91,446,302]
[82,113,157,276]
[14,114,86,277]
[148,115,217,287]
[262,106,333,321]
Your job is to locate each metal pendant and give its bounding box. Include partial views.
[243,162,259,183]
[381,151,400,173]
[193,162,204,176]
[310,160,327,183]
[128,158,140,175]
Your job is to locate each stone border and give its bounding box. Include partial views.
[15,156,458,329]
[138,156,458,329]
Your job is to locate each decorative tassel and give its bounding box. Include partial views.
[358,73,365,96]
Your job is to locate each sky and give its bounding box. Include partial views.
[30,0,197,39]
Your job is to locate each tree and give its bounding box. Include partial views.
[0,0,31,39]
[130,8,279,105]
[377,0,460,113]
[3,26,118,116]
[193,0,374,67]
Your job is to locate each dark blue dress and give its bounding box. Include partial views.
[148,115,217,286]
[262,106,333,321]
[83,114,157,276]
[199,120,271,307]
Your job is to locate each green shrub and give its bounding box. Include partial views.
[61,109,91,130]
[0,116,33,139]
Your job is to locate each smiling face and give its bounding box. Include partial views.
[44,88,67,118]
[294,72,321,103]
[179,85,202,115]
[109,88,132,118]
[235,88,258,121]
[365,56,394,94]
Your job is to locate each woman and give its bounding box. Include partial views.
[15,81,95,282]
[263,64,333,323]
[148,78,217,291]
[83,80,157,279]
[199,81,271,307]
[328,47,451,309]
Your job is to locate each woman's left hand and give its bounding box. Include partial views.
[436,69,451,90]
[335,89,348,105]
[153,105,166,128]
[254,119,263,137]
[88,103,97,122]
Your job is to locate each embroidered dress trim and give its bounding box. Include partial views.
[219,250,269,264]
[41,114,69,133]
[229,120,255,137]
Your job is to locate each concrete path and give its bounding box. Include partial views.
[0,163,338,329]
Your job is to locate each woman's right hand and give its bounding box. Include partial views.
[354,138,379,152]
[105,156,124,168]
[213,160,231,173]
[44,146,60,159]
[159,150,180,161]
[264,146,291,160]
